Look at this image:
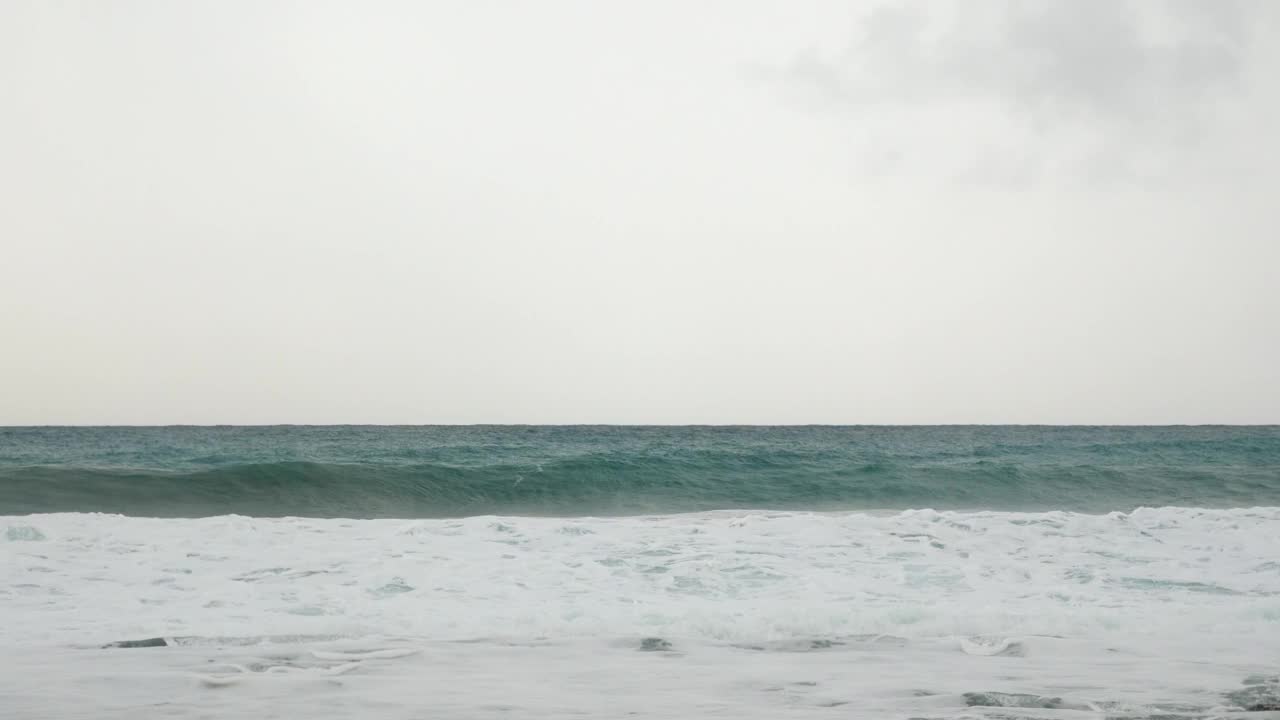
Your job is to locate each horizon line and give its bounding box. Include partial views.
[3,423,1278,429]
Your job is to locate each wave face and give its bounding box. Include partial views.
[2,425,1278,517]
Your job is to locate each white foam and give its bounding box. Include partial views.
[3,508,1279,718]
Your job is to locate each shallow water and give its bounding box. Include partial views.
[4,507,1279,718]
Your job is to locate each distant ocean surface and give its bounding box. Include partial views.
[5,426,1280,719]
[2,425,1279,517]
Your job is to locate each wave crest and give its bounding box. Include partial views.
[3,449,1275,518]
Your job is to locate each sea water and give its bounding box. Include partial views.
[2,426,1279,719]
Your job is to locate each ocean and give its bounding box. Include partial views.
[3,425,1279,719]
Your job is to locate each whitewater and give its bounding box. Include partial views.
[4,508,1280,718]
[3,427,1280,718]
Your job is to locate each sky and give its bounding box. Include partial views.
[2,0,1277,425]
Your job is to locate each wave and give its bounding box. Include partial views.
[4,450,1278,517]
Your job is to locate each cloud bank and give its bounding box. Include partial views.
[782,0,1275,184]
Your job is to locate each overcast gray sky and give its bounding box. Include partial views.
[2,0,1277,425]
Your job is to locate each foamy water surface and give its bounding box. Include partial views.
[4,507,1280,718]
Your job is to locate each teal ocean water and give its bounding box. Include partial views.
[2,426,1277,517]
[7,426,1280,718]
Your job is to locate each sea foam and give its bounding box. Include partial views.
[3,507,1279,718]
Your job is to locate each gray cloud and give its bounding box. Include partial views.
[782,0,1272,183]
